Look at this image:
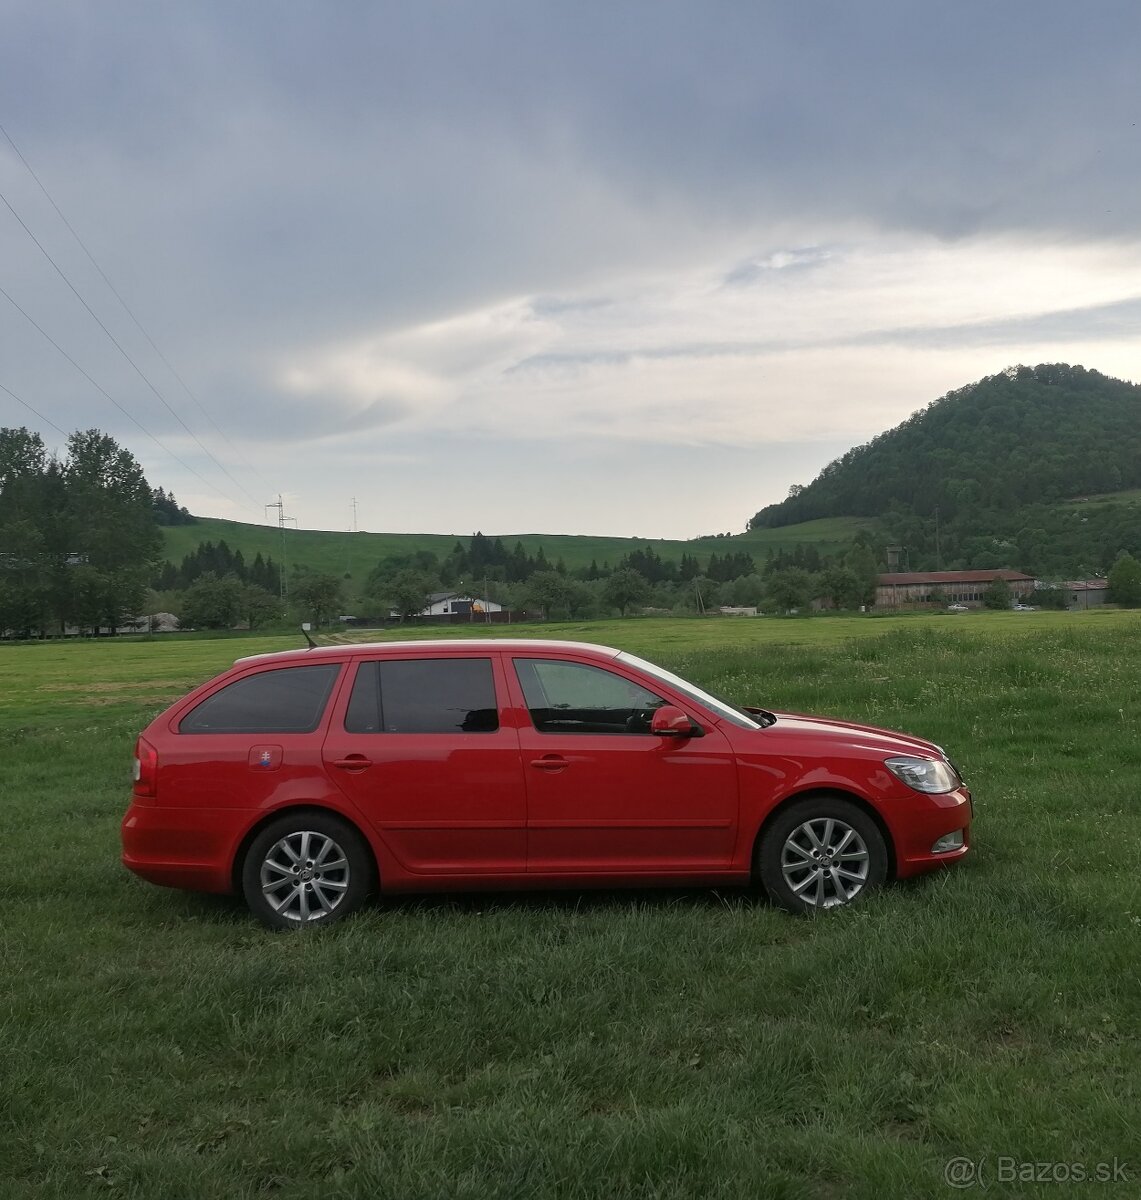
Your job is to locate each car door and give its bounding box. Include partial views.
[508,654,738,875]
[322,653,527,876]
[162,660,347,812]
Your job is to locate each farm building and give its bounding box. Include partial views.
[419,591,504,617]
[876,570,1037,609]
[407,591,510,623]
[1055,579,1108,610]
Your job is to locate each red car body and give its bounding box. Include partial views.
[122,639,971,922]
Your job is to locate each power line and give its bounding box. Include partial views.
[0,377,69,438]
[0,281,254,511]
[266,495,297,605]
[0,121,278,496]
[0,179,266,511]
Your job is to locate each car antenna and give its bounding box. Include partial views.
[301,626,318,651]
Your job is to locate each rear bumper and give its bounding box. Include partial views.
[121,802,247,894]
[890,786,973,879]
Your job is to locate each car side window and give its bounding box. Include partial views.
[344,658,499,734]
[514,658,667,735]
[179,664,341,734]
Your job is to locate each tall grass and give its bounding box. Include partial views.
[3,615,1139,1198]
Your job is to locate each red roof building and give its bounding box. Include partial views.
[876,569,1037,608]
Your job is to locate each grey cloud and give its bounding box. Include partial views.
[3,0,1141,532]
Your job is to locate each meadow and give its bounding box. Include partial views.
[3,610,1139,1198]
[159,515,880,579]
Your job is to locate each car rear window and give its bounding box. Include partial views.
[344,658,499,734]
[179,663,342,734]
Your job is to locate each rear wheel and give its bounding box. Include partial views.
[241,813,373,930]
[758,797,887,914]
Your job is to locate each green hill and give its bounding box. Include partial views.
[747,364,1141,576]
[160,516,881,583]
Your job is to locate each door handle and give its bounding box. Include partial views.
[530,756,568,772]
[332,755,372,771]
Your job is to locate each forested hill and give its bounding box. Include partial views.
[750,364,1141,530]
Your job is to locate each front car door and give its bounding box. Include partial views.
[508,654,738,876]
[322,653,527,877]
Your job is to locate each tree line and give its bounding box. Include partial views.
[0,427,166,636]
[359,532,881,624]
[152,539,281,594]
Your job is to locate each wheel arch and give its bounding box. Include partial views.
[230,804,380,894]
[751,788,897,883]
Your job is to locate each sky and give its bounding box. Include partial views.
[1,1,1140,539]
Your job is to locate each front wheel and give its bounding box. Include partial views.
[241,813,374,930]
[758,797,887,914]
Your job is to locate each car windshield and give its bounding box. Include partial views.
[616,652,765,730]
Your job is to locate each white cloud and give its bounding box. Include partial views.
[273,233,1141,459]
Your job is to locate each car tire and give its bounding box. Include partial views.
[241,812,374,931]
[758,796,887,914]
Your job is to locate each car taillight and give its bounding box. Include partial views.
[133,737,158,801]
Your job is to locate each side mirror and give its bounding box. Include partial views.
[651,705,699,738]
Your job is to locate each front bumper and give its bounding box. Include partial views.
[890,785,973,879]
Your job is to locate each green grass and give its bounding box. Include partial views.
[4,610,1140,1198]
[160,515,882,579]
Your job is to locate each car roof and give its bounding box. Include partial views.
[234,638,623,667]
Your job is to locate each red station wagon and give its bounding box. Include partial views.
[122,640,972,928]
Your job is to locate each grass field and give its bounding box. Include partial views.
[4,610,1140,1198]
[160,515,881,580]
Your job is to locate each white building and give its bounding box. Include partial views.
[418,591,504,617]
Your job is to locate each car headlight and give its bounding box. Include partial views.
[884,755,959,794]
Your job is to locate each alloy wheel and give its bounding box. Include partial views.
[259,829,351,924]
[780,817,871,908]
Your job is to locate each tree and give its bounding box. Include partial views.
[763,567,814,613]
[151,487,197,525]
[1108,553,1141,607]
[65,429,161,573]
[384,569,435,620]
[62,431,161,633]
[842,541,879,607]
[563,579,596,619]
[0,426,169,634]
[1035,585,1068,610]
[291,569,343,628]
[718,574,765,608]
[241,583,282,630]
[819,566,865,610]
[982,577,1012,610]
[180,573,243,629]
[602,567,650,617]
[523,570,572,620]
[0,576,45,637]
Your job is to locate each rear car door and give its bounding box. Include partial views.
[508,654,738,875]
[322,653,527,876]
[148,661,349,870]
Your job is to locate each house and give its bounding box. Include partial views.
[415,591,505,621]
[876,570,1037,609]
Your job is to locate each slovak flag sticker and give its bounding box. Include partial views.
[248,745,282,771]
